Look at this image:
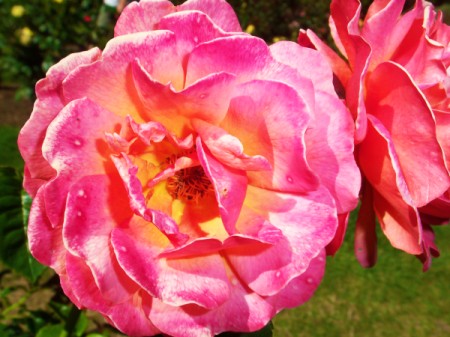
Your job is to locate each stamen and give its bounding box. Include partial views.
[166,166,214,203]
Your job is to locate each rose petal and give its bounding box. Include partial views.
[225,185,337,296]
[196,137,247,234]
[63,175,137,303]
[221,79,318,193]
[63,31,184,119]
[366,61,449,206]
[111,223,231,310]
[65,253,159,336]
[131,59,237,137]
[18,48,101,196]
[114,0,175,36]
[305,90,360,213]
[359,115,423,254]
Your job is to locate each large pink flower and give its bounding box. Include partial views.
[300,0,450,269]
[18,0,359,335]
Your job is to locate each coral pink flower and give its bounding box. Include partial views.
[300,0,450,270]
[18,0,359,335]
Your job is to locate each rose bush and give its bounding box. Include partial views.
[18,0,360,335]
[300,0,450,269]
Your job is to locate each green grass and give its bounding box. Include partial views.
[274,221,450,337]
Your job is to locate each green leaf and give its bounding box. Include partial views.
[0,167,46,281]
[74,311,88,337]
[0,126,24,171]
[36,324,68,337]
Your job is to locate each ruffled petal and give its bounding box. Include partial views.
[114,0,175,36]
[131,59,237,137]
[178,0,242,32]
[221,79,318,193]
[366,61,449,206]
[225,185,337,296]
[196,137,247,234]
[63,31,184,119]
[18,48,101,196]
[305,90,360,213]
[111,222,231,310]
[359,115,422,254]
[65,253,159,337]
[267,250,326,312]
[63,175,137,303]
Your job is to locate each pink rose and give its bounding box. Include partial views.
[300,0,450,269]
[19,0,359,335]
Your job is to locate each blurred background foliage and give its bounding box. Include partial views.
[0,0,449,337]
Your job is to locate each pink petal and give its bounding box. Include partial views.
[193,119,271,171]
[267,250,326,312]
[111,153,189,246]
[63,31,184,118]
[18,48,101,196]
[325,213,349,256]
[179,0,242,32]
[433,109,450,171]
[114,0,175,36]
[359,115,422,254]
[361,0,405,68]
[27,187,65,273]
[305,90,360,213]
[40,98,120,227]
[63,175,138,303]
[366,61,449,206]
[329,0,363,65]
[221,80,318,193]
[225,185,337,296]
[185,36,316,112]
[269,41,335,93]
[149,279,274,337]
[196,137,247,234]
[131,59,237,136]
[298,29,352,88]
[355,184,378,268]
[157,10,236,63]
[65,253,159,336]
[111,224,231,309]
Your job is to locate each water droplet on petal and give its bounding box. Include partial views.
[318,256,324,262]
[231,278,238,286]
[276,271,281,278]
[199,93,207,99]
[286,175,293,183]
[120,246,127,253]
[306,277,314,284]
[77,189,85,197]
[193,36,199,43]
[74,139,82,147]
[77,211,82,217]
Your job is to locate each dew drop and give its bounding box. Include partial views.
[77,211,82,217]
[77,189,85,197]
[275,271,281,278]
[74,139,82,147]
[231,278,238,286]
[306,277,314,284]
[120,246,127,253]
[318,256,324,262]
[199,93,207,99]
[193,36,199,43]
[286,175,293,183]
